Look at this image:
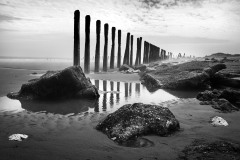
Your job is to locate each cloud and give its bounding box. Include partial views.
[0,14,22,22]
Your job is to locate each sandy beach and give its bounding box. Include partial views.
[0,57,240,160]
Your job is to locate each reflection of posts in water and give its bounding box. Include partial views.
[102,80,107,111]
[117,30,121,68]
[123,33,130,65]
[125,82,128,100]
[94,98,99,112]
[110,81,114,107]
[73,10,80,66]
[94,20,101,72]
[103,23,109,72]
[102,94,107,111]
[94,79,99,90]
[135,83,140,97]
[129,83,132,97]
[130,35,133,66]
[103,80,107,91]
[84,15,91,73]
[116,82,120,104]
[110,27,116,69]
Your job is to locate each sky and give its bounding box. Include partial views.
[0,0,240,59]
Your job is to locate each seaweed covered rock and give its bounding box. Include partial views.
[197,89,240,112]
[96,103,180,143]
[140,62,226,91]
[7,66,99,100]
[179,139,240,160]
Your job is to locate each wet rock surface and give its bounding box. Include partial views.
[179,139,240,160]
[197,89,240,112]
[140,61,226,91]
[96,103,180,144]
[7,66,99,100]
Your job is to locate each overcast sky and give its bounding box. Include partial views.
[0,0,240,58]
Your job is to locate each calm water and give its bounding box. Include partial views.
[0,79,199,115]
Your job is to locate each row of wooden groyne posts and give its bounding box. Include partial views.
[73,10,173,74]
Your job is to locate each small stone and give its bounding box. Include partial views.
[211,116,228,126]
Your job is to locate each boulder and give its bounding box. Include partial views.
[96,103,180,143]
[140,73,162,92]
[7,66,99,100]
[119,64,133,71]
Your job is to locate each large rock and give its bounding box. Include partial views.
[96,103,180,143]
[7,66,99,100]
[140,73,162,92]
[140,62,226,91]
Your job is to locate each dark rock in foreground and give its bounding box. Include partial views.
[197,89,240,112]
[96,103,180,143]
[179,139,240,160]
[7,66,99,100]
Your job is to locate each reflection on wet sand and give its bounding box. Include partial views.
[0,79,199,115]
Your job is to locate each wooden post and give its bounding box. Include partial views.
[103,23,109,72]
[143,41,147,63]
[117,30,121,68]
[148,43,152,62]
[135,38,139,66]
[123,33,130,65]
[110,27,116,69]
[145,42,149,63]
[73,10,80,66]
[94,20,101,72]
[138,37,142,65]
[84,15,91,73]
[130,35,133,66]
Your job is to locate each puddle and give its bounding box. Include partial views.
[0,79,200,114]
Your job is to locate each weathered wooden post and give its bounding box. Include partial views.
[138,37,142,65]
[103,23,109,72]
[84,15,91,73]
[130,35,133,66]
[135,38,139,66]
[146,42,149,63]
[110,27,116,69]
[148,43,152,62]
[117,30,121,68]
[143,41,147,63]
[73,10,80,66]
[123,33,130,65]
[94,20,101,72]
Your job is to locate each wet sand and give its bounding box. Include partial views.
[1,98,240,160]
